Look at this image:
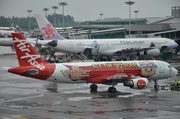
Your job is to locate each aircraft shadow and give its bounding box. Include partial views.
[91,90,132,98]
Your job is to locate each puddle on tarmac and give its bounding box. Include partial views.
[63,89,90,94]
[3,94,44,102]
[0,87,42,95]
[137,99,150,104]
[90,100,108,106]
[143,110,180,119]
[0,115,28,119]
[59,108,156,116]
[52,101,61,106]
[117,92,144,98]
[68,97,92,101]
[3,101,43,109]
[0,99,4,103]
[0,82,42,88]
[173,105,180,108]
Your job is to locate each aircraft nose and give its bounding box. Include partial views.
[175,43,179,48]
[168,42,179,48]
[172,67,178,76]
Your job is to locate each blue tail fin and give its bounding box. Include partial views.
[34,13,66,40]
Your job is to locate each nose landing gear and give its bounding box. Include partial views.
[154,80,160,92]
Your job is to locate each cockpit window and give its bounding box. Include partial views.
[168,65,172,68]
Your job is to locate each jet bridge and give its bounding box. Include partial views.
[67,28,126,39]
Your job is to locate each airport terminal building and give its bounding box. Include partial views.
[75,6,180,40]
[32,6,180,40]
[32,6,180,43]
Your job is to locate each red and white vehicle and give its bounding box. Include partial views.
[2,33,178,93]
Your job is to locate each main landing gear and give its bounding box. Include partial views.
[90,83,117,93]
[108,87,117,93]
[90,84,98,92]
[154,80,160,91]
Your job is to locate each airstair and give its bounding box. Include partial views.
[78,52,88,62]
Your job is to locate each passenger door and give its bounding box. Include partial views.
[69,41,74,49]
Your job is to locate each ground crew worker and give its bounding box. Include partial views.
[178,80,180,85]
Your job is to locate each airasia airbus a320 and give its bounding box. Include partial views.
[2,33,178,93]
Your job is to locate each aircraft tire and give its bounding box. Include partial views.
[108,87,116,93]
[154,85,159,89]
[137,52,140,56]
[111,87,116,93]
[90,84,98,90]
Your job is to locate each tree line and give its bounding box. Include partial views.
[0,14,78,31]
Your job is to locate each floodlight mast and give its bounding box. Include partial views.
[59,2,68,37]
[52,6,59,28]
[125,1,135,36]
[134,10,139,19]
[43,8,49,17]
[100,13,103,20]
[27,10,32,32]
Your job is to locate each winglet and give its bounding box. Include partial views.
[34,13,66,40]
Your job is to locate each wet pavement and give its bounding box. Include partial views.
[0,53,180,119]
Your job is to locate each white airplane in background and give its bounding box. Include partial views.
[0,37,37,46]
[34,13,178,58]
[2,33,178,93]
[0,27,15,38]
[0,26,35,46]
[0,25,22,37]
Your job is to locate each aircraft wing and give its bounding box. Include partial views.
[28,40,51,46]
[88,73,137,83]
[105,46,155,53]
[104,73,137,82]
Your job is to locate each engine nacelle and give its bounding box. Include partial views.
[140,49,160,56]
[123,78,149,89]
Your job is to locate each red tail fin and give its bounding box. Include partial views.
[12,33,48,69]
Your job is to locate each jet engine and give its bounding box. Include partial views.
[140,49,160,56]
[123,78,149,89]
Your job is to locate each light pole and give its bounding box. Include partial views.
[100,13,103,20]
[27,10,32,32]
[51,6,59,28]
[125,1,135,36]
[134,10,139,19]
[43,8,49,17]
[58,14,61,28]
[59,2,68,36]
[134,10,139,34]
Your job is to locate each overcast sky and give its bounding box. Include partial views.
[0,0,180,22]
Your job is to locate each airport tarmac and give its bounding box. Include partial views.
[0,49,180,119]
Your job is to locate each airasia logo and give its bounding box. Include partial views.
[137,79,146,89]
[14,37,45,71]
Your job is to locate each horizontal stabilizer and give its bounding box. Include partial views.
[28,40,50,46]
[1,67,11,70]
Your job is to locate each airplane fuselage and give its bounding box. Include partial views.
[51,37,178,56]
[0,38,37,46]
[9,60,178,84]
[47,60,177,83]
